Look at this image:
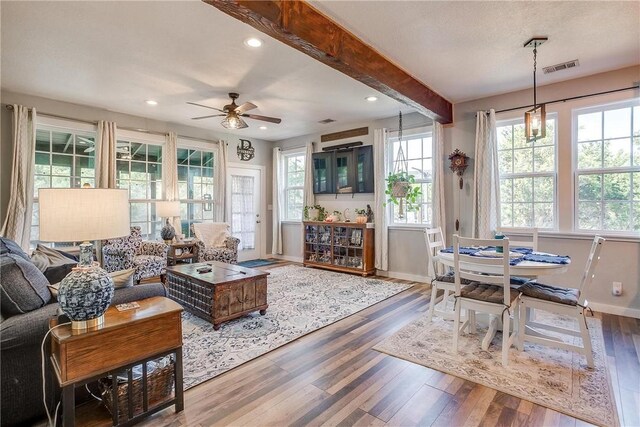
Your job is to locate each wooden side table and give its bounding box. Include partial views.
[167,241,199,266]
[49,297,184,426]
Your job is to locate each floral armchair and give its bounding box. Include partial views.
[102,226,169,282]
[190,223,240,264]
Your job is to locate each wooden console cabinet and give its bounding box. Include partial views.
[303,221,375,276]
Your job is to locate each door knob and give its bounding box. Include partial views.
[256,220,261,223]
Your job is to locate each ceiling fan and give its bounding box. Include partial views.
[188,93,282,129]
[78,136,130,157]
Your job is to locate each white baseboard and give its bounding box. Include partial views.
[271,254,304,263]
[589,302,640,319]
[376,270,431,284]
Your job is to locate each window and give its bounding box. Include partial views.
[283,152,305,221]
[32,126,96,246]
[116,138,163,239]
[574,101,640,232]
[497,116,557,229]
[177,147,215,237]
[388,132,433,225]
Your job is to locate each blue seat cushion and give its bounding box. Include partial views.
[519,282,579,306]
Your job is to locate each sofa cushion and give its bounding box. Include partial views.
[0,237,30,261]
[519,282,579,306]
[0,254,51,317]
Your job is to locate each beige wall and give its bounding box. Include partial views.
[0,90,273,254]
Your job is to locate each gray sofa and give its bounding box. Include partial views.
[0,238,166,426]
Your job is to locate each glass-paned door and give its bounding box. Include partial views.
[227,167,262,261]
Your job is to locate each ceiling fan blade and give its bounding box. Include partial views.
[241,113,282,124]
[186,101,225,113]
[84,147,95,153]
[192,114,225,120]
[77,136,94,145]
[234,102,257,114]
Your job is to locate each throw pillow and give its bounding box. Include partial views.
[0,253,51,317]
[192,223,230,248]
[0,237,30,261]
[110,268,135,289]
[31,244,77,272]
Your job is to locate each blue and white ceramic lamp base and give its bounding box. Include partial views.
[58,242,115,331]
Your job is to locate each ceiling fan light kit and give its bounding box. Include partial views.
[524,37,548,142]
[189,92,281,130]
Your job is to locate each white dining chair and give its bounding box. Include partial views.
[517,236,605,368]
[497,227,539,286]
[452,235,521,366]
[424,228,469,322]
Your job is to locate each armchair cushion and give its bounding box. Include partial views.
[519,282,579,306]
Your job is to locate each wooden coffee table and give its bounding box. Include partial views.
[165,261,269,330]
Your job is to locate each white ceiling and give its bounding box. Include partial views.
[311,0,640,103]
[2,1,638,141]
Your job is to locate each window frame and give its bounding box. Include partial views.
[496,114,559,231]
[282,149,306,223]
[115,129,165,240]
[386,129,434,228]
[32,117,98,247]
[176,138,217,238]
[572,99,640,235]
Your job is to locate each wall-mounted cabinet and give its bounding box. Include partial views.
[312,145,373,194]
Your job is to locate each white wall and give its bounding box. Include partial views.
[0,90,274,254]
[445,65,640,317]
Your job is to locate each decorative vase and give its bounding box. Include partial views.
[58,263,114,330]
[391,181,410,198]
[161,219,176,244]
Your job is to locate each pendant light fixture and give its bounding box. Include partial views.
[524,37,548,142]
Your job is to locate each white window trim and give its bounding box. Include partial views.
[572,98,640,235]
[282,148,306,223]
[497,114,559,231]
[386,130,434,228]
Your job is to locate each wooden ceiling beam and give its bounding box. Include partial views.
[203,0,453,124]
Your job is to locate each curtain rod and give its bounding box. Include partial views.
[481,85,639,115]
[3,104,220,145]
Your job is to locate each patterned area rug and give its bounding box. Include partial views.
[181,265,413,389]
[374,312,619,426]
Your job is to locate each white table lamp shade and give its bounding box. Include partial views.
[156,200,181,218]
[38,188,130,242]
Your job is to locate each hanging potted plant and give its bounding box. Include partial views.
[385,112,422,218]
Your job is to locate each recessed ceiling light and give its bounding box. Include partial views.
[259,126,268,130]
[145,100,158,106]
[365,96,378,102]
[244,37,263,48]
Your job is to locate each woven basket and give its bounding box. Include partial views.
[391,181,410,198]
[98,357,175,423]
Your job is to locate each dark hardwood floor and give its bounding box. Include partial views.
[76,263,639,426]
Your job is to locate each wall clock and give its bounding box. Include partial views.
[237,139,255,161]
[449,148,470,232]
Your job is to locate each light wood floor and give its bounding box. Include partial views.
[78,263,639,426]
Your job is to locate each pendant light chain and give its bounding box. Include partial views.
[533,46,537,108]
[394,111,407,175]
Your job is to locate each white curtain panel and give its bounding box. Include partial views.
[271,147,283,255]
[1,105,36,250]
[303,141,315,208]
[373,128,389,271]
[163,132,181,233]
[215,140,227,222]
[432,122,447,276]
[95,120,117,188]
[472,109,501,238]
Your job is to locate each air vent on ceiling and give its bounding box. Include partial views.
[543,59,579,74]
[318,118,336,124]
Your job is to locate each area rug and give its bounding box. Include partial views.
[374,312,619,426]
[237,258,284,268]
[181,265,413,389]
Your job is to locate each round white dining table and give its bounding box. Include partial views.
[434,249,571,350]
